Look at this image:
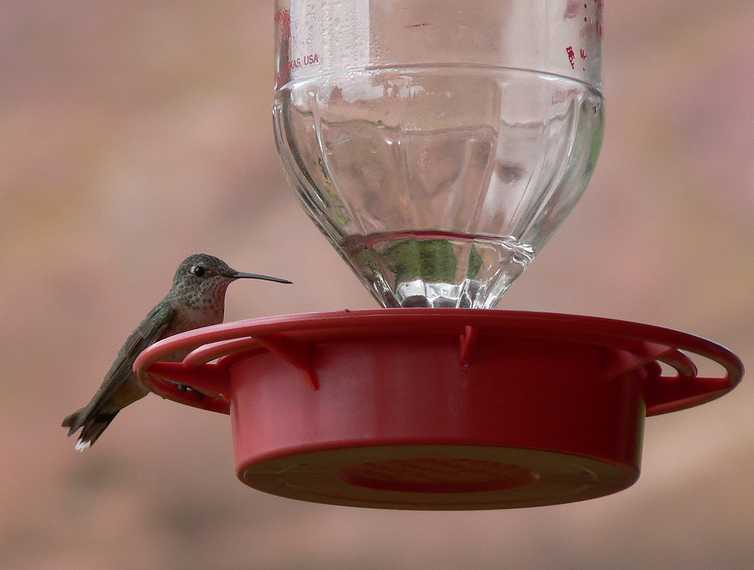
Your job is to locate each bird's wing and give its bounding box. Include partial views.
[120,301,177,362]
[83,301,176,418]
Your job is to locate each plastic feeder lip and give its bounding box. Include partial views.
[134,309,743,510]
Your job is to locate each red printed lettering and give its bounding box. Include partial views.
[566,46,576,69]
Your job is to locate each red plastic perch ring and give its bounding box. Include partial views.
[134,309,743,510]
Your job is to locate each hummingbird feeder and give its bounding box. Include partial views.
[135,0,743,510]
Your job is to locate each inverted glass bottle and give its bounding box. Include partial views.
[274,0,604,308]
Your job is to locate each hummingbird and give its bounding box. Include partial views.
[62,253,292,451]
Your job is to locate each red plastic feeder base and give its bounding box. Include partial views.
[134,309,742,510]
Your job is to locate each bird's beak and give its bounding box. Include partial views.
[224,270,292,284]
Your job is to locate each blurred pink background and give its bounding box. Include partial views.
[2,1,753,568]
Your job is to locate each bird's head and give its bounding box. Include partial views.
[171,253,291,308]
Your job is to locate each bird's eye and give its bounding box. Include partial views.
[190,265,206,277]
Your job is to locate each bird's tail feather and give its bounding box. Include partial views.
[62,408,119,451]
